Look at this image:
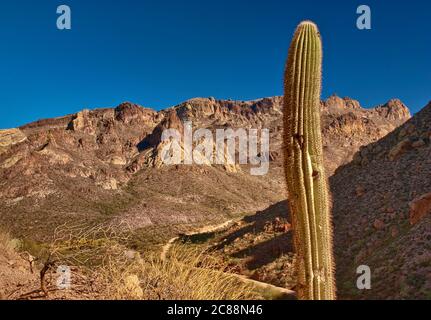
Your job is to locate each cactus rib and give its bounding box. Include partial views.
[283,21,336,300]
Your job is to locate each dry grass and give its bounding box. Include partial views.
[15,223,260,300]
[44,222,131,267]
[99,245,262,300]
[15,222,133,297]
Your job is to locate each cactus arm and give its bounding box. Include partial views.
[283,21,336,300]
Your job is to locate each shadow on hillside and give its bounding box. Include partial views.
[213,200,293,268]
[137,138,152,152]
[214,201,290,250]
[233,232,293,269]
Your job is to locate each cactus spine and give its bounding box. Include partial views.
[283,21,336,300]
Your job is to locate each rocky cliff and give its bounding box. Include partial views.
[0,96,410,246]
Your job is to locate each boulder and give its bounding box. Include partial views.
[389,138,412,161]
[409,192,431,225]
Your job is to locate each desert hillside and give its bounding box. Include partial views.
[0,96,409,240]
[331,101,431,299]
[0,95,413,299]
[0,231,34,299]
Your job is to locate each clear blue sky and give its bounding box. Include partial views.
[1,0,430,129]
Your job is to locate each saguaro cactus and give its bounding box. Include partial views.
[283,21,336,300]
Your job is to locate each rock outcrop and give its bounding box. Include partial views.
[0,129,27,154]
[409,192,431,225]
[375,99,411,121]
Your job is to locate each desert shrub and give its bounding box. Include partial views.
[19,223,259,300]
[19,222,133,296]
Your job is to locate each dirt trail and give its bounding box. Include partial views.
[160,219,296,300]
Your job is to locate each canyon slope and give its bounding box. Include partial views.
[331,101,431,299]
[0,96,409,245]
[0,96,410,246]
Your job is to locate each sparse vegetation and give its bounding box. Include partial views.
[6,223,260,300]
[100,245,261,300]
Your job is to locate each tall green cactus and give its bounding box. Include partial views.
[283,21,336,300]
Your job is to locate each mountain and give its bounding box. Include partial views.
[331,101,431,299]
[0,96,410,246]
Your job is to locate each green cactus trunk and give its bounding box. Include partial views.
[283,21,336,300]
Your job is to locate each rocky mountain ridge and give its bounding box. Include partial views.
[0,95,410,243]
